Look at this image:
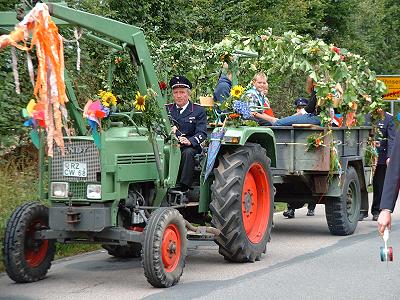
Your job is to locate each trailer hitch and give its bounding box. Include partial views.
[67,192,81,224]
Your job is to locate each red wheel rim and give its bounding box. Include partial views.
[25,220,48,268]
[241,162,270,243]
[161,224,181,272]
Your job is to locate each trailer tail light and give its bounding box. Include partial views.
[50,182,69,198]
[87,184,101,199]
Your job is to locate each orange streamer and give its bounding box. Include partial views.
[0,3,68,156]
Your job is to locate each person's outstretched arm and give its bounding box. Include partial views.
[378,128,400,234]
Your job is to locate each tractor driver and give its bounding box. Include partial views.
[166,75,207,192]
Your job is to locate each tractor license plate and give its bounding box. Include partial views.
[63,161,87,178]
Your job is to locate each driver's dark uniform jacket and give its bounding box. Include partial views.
[166,101,207,188]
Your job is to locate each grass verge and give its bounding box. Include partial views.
[275,202,287,212]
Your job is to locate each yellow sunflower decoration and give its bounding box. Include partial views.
[230,85,245,99]
[133,91,147,111]
[99,90,117,107]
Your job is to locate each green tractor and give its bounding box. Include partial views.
[1,1,275,287]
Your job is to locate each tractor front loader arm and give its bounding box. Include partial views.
[46,2,172,135]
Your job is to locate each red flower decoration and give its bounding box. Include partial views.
[315,138,323,147]
[158,81,167,90]
[228,113,240,119]
[331,46,341,55]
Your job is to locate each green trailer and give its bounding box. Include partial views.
[272,126,371,235]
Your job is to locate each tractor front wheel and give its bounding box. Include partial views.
[142,208,187,287]
[210,143,274,262]
[3,202,56,283]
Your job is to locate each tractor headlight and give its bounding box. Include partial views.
[223,136,241,144]
[87,184,101,199]
[51,182,69,198]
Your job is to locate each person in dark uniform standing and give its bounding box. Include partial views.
[360,109,395,221]
[378,128,400,234]
[166,75,207,192]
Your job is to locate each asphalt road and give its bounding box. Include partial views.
[1,197,399,300]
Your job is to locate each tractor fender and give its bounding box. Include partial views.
[218,126,277,167]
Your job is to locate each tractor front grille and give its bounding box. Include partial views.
[51,140,100,182]
[69,182,87,199]
[116,154,156,165]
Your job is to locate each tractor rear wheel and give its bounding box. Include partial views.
[3,202,56,283]
[142,208,187,287]
[210,143,274,262]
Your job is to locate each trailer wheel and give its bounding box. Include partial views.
[210,143,274,262]
[142,208,187,288]
[3,202,56,283]
[325,166,361,235]
[102,243,142,258]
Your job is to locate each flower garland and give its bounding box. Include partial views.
[364,139,378,167]
[329,144,342,182]
[152,29,385,129]
[306,132,326,151]
[306,130,341,182]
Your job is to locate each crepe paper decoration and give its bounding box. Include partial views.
[23,99,47,129]
[83,100,109,126]
[329,108,344,127]
[83,100,110,148]
[74,27,82,71]
[0,3,69,157]
[26,51,35,87]
[345,111,356,127]
[11,47,20,94]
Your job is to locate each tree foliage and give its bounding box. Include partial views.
[0,0,399,153]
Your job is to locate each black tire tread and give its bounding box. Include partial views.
[141,208,187,288]
[3,201,56,283]
[325,166,361,236]
[210,143,274,262]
